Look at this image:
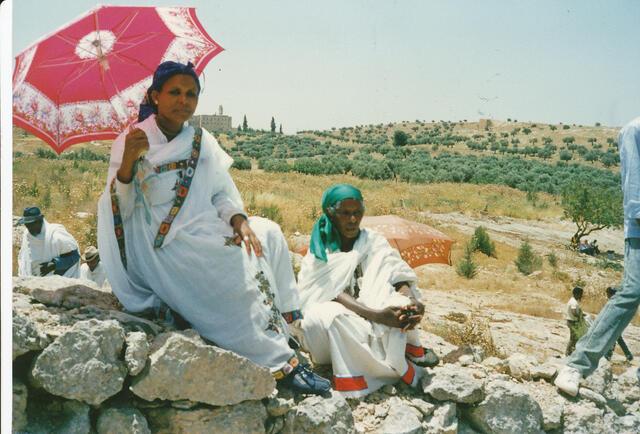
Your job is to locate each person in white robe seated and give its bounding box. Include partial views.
[297,184,438,397]
[18,206,80,278]
[97,61,329,395]
[79,246,109,288]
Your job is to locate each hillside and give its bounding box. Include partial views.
[11,120,640,433]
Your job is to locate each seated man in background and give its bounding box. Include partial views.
[297,184,438,398]
[79,246,109,288]
[17,206,80,278]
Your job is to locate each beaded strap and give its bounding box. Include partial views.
[154,159,189,174]
[282,310,303,324]
[110,127,203,267]
[109,178,127,269]
[273,356,299,380]
[154,127,202,249]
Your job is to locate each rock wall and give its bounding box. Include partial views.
[12,276,640,433]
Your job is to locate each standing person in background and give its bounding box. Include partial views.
[565,286,588,356]
[604,286,634,362]
[556,116,640,396]
[17,206,80,278]
[79,246,109,288]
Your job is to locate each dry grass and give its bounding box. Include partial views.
[426,311,502,358]
[12,138,637,327]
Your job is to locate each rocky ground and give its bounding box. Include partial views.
[12,275,640,433]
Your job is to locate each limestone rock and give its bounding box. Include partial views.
[407,398,435,417]
[109,310,163,335]
[522,380,564,431]
[579,387,607,407]
[457,419,482,434]
[459,355,474,366]
[442,345,474,364]
[265,396,294,417]
[605,366,640,412]
[97,407,151,434]
[481,356,508,374]
[125,332,149,376]
[13,310,49,359]
[506,353,537,381]
[146,400,267,434]
[562,402,606,434]
[13,276,120,310]
[130,331,275,406]
[31,319,126,405]
[470,345,486,363]
[266,416,286,434]
[378,397,423,434]
[13,378,28,432]
[424,402,457,434]
[25,396,91,434]
[419,331,457,359]
[464,379,544,434]
[12,293,76,340]
[530,362,557,381]
[604,412,640,433]
[580,359,611,395]
[422,365,485,404]
[287,391,354,434]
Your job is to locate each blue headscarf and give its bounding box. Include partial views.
[309,184,364,262]
[138,61,201,122]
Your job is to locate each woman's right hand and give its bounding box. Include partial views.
[374,306,406,328]
[117,128,150,183]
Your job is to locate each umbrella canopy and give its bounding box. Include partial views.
[293,215,453,268]
[361,215,453,267]
[13,5,223,153]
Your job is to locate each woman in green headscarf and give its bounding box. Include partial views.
[297,184,437,397]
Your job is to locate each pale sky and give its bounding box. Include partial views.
[11,0,640,132]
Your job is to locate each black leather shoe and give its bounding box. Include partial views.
[410,348,440,368]
[279,364,331,395]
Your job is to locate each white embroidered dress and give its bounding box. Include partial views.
[97,115,299,371]
[298,229,424,397]
[18,220,80,278]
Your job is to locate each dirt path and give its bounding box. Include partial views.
[422,211,624,255]
[419,284,640,365]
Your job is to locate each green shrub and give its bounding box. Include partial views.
[231,158,252,170]
[257,204,283,226]
[515,240,542,275]
[456,242,478,279]
[596,258,623,272]
[471,226,496,257]
[35,148,58,159]
[546,251,558,268]
[393,130,408,147]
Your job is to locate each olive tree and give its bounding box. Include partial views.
[561,182,623,247]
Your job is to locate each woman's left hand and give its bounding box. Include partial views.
[232,215,263,256]
[400,298,425,331]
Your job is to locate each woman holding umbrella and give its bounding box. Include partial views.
[97,61,330,395]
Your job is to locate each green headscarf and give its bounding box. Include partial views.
[309,184,364,262]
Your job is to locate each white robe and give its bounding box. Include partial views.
[97,115,299,371]
[79,262,109,288]
[18,219,80,278]
[298,229,424,397]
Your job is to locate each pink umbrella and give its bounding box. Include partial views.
[13,5,223,154]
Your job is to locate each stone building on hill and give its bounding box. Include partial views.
[189,105,232,132]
